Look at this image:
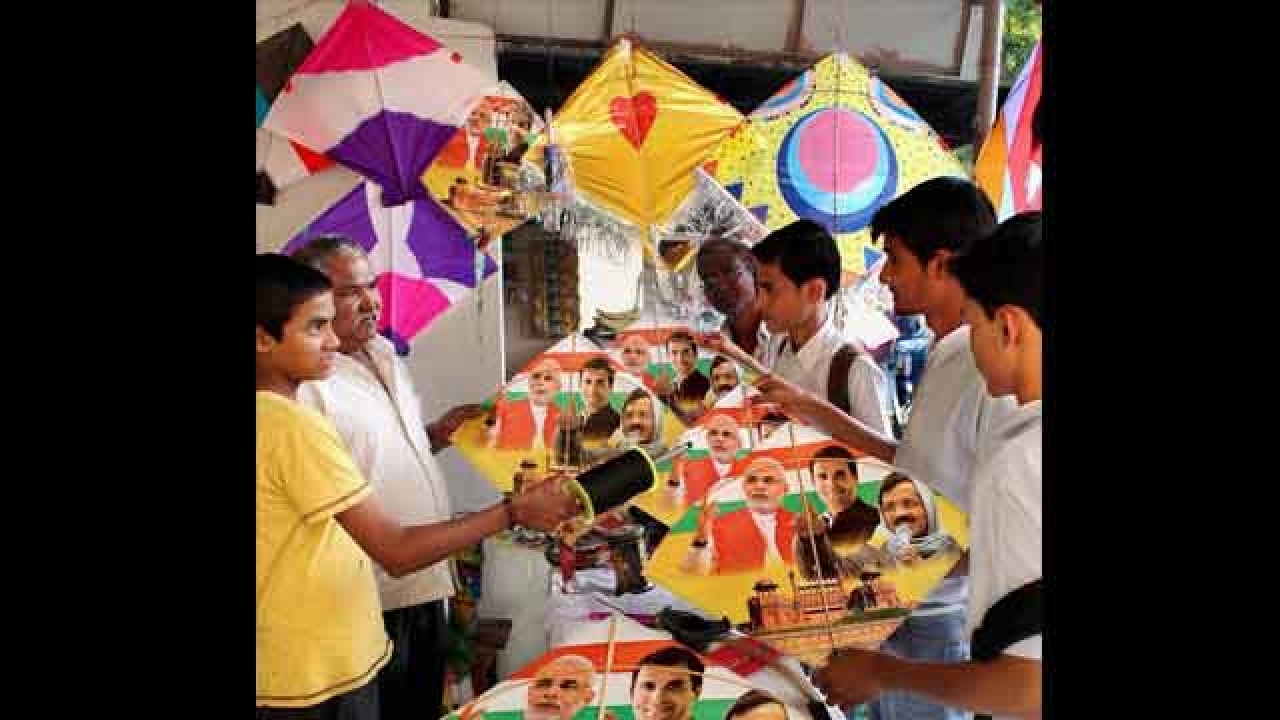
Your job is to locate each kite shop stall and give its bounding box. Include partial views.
[257,0,1044,715]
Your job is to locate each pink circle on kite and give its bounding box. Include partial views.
[797,110,878,194]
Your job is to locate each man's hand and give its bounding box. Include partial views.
[795,507,828,540]
[693,500,718,544]
[652,372,675,397]
[455,702,486,720]
[894,544,922,567]
[508,473,581,533]
[428,403,487,452]
[696,331,768,377]
[813,647,892,707]
[753,373,815,419]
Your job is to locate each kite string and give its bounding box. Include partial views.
[595,615,620,720]
[364,23,407,209]
[787,422,840,656]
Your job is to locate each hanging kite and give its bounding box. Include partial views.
[423,82,547,237]
[974,41,1042,219]
[263,0,496,207]
[282,181,497,353]
[255,23,333,204]
[535,38,744,266]
[709,53,965,283]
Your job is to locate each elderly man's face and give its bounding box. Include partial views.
[743,461,787,512]
[812,459,857,513]
[631,664,699,720]
[321,252,381,354]
[620,337,651,374]
[529,361,562,406]
[705,416,741,464]
[881,481,929,538]
[526,659,594,720]
[697,250,756,318]
[621,396,656,444]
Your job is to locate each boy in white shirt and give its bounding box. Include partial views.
[813,212,1043,720]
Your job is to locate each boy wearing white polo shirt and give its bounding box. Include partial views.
[813,212,1043,720]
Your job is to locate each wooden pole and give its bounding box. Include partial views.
[974,0,1005,149]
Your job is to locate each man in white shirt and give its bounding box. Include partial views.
[750,220,893,438]
[814,212,1042,720]
[290,236,566,720]
[695,236,769,358]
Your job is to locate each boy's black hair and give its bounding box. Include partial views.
[256,253,332,340]
[870,177,996,265]
[950,212,1042,326]
[750,219,842,300]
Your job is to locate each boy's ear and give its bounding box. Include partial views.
[995,305,1030,349]
[256,326,276,354]
[927,249,953,280]
[801,277,827,305]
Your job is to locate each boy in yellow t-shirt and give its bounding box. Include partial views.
[256,254,579,718]
[257,254,388,716]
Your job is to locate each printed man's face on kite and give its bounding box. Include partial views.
[581,367,613,413]
[812,458,858,513]
[743,460,787,512]
[529,360,563,406]
[621,396,656,444]
[705,415,741,464]
[668,339,698,377]
[631,663,700,720]
[620,336,651,374]
[881,480,929,539]
[709,361,739,398]
[526,656,594,720]
[730,700,788,720]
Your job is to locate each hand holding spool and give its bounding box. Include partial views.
[532,442,692,544]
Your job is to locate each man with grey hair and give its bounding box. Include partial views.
[291,235,484,451]
[290,233,486,720]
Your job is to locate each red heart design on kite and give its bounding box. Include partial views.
[609,92,658,150]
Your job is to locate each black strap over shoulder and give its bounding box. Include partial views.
[971,578,1043,720]
[827,344,858,415]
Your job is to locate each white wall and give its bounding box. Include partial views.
[257,2,505,512]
